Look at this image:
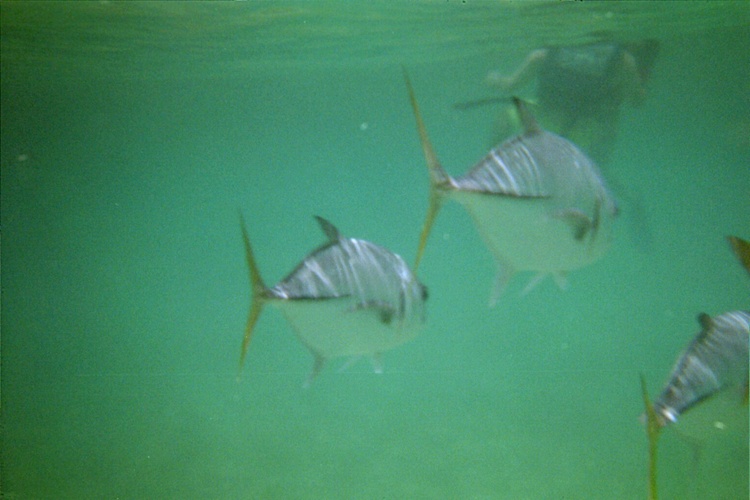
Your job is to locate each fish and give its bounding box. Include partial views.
[650,310,750,428]
[727,235,750,276]
[238,214,428,385]
[404,71,619,303]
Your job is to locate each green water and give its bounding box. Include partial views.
[1,2,748,499]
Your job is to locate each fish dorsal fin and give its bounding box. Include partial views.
[727,235,750,276]
[238,212,269,378]
[697,312,714,331]
[512,96,542,135]
[314,215,341,242]
[403,68,451,271]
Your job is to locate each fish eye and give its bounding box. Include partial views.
[421,284,429,301]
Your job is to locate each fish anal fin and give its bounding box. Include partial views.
[521,272,547,296]
[337,355,362,373]
[314,216,340,242]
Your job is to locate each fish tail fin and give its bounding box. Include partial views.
[403,68,450,186]
[414,191,443,271]
[237,211,268,379]
[639,373,662,500]
[403,67,449,270]
[727,235,750,276]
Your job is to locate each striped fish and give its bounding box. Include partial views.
[238,214,428,385]
[404,72,618,304]
[651,311,750,427]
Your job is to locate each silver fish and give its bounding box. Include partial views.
[404,72,618,303]
[652,311,750,427]
[239,214,428,385]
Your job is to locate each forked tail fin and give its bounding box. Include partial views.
[238,212,268,378]
[640,373,662,500]
[415,191,443,272]
[403,68,450,271]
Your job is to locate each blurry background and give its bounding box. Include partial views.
[1,2,748,498]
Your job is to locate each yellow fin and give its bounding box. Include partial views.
[238,212,268,378]
[414,191,443,272]
[640,373,662,500]
[727,235,750,276]
[403,68,450,271]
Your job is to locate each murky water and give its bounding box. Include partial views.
[2,2,748,498]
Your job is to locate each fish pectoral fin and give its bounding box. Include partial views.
[337,355,362,373]
[554,208,593,241]
[347,301,396,325]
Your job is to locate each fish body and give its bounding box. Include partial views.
[405,73,617,301]
[652,310,750,427]
[451,130,616,277]
[239,215,427,384]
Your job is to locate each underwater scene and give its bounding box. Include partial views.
[1,2,748,499]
